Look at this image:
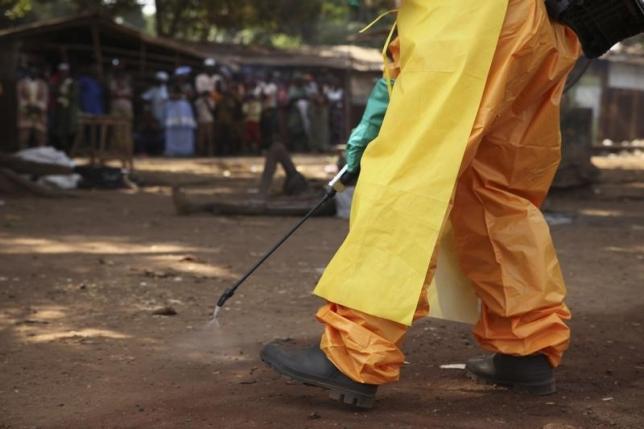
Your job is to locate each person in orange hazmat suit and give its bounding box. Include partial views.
[260,0,644,409]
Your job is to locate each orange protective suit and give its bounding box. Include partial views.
[317,0,581,384]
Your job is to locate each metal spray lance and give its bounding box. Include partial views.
[212,165,358,319]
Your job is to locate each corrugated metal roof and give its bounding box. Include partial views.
[183,42,383,72]
[0,14,383,72]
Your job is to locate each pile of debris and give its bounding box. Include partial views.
[0,147,133,197]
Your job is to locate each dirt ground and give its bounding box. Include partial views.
[1,153,643,429]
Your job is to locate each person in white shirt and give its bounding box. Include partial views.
[17,67,49,148]
[195,58,222,100]
[194,58,221,156]
[324,79,345,146]
[142,71,169,127]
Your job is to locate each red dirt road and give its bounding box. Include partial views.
[1,155,643,429]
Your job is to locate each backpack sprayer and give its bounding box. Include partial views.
[545,0,644,58]
[211,165,358,320]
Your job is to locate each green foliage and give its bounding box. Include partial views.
[153,0,394,46]
[153,0,326,43]
[0,0,143,28]
[1,0,33,20]
[1,0,396,47]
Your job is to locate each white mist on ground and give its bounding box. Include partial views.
[169,316,254,363]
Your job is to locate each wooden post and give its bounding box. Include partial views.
[344,69,352,143]
[630,89,639,142]
[70,122,83,157]
[139,40,147,78]
[89,121,97,165]
[98,120,108,166]
[91,22,104,80]
[598,61,610,143]
[638,90,643,139]
[59,45,69,64]
[0,41,20,152]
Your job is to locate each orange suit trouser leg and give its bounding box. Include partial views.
[317,262,433,385]
[451,0,580,369]
[317,0,581,384]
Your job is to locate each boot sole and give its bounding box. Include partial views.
[466,370,556,395]
[260,352,376,409]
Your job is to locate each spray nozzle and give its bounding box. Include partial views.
[212,288,235,319]
[217,287,235,307]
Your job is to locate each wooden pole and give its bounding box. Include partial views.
[139,39,147,78]
[59,45,69,64]
[598,61,610,143]
[344,68,352,143]
[91,22,104,80]
[630,89,639,142]
[0,41,20,151]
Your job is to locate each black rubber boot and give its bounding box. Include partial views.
[260,342,378,409]
[466,353,556,395]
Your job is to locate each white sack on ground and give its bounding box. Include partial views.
[15,147,81,190]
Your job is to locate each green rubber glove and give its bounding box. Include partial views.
[345,78,392,173]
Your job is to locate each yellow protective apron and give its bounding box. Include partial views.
[315,0,509,326]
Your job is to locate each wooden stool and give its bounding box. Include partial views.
[71,114,134,170]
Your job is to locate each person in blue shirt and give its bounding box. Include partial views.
[77,66,104,116]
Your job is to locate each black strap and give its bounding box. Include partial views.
[545,0,573,20]
[545,0,644,58]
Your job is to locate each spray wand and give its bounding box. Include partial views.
[212,165,358,320]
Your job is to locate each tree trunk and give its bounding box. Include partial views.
[154,0,165,35]
[167,1,187,38]
[172,186,334,217]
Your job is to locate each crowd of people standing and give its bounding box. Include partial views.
[139,58,347,157]
[15,57,347,158]
[17,60,130,152]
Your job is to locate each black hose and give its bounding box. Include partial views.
[564,58,593,94]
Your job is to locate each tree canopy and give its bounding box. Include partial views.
[1,0,145,29]
[1,0,395,47]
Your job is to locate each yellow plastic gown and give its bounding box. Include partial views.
[315,0,581,384]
